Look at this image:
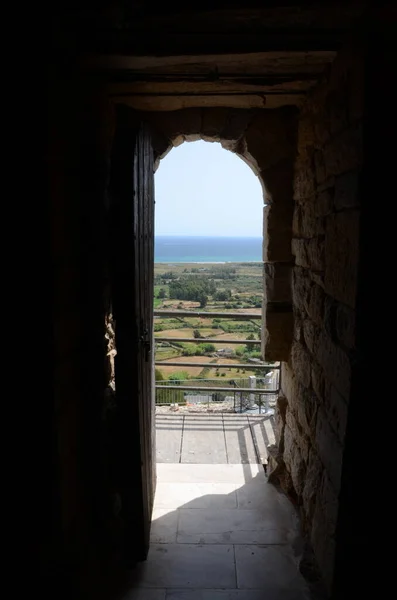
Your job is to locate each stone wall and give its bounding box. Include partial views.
[272,47,363,592]
[120,106,297,360]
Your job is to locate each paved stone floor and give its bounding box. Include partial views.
[156,414,276,464]
[122,415,312,600]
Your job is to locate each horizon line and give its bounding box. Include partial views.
[155,234,262,238]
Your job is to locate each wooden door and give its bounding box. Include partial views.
[109,109,155,565]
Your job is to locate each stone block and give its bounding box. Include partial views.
[324,123,363,178]
[245,108,297,171]
[324,382,348,444]
[325,210,359,308]
[309,269,325,290]
[266,229,293,263]
[150,128,172,167]
[313,114,331,149]
[291,341,311,388]
[172,134,184,147]
[334,170,360,209]
[314,330,351,400]
[201,108,230,140]
[291,239,308,268]
[306,237,325,272]
[310,473,338,592]
[311,361,325,401]
[263,310,293,362]
[315,407,344,493]
[283,422,306,497]
[336,303,356,348]
[263,159,294,205]
[293,202,325,239]
[293,156,316,200]
[302,319,319,354]
[292,238,324,271]
[280,362,295,403]
[315,188,334,217]
[264,196,294,230]
[220,109,254,141]
[264,262,292,303]
[149,109,202,144]
[292,266,311,315]
[318,472,339,536]
[275,395,288,449]
[294,314,303,342]
[267,445,294,493]
[314,150,326,185]
[299,394,318,446]
[183,133,202,142]
[308,283,324,325]
[286,409,311,463]
[323,295,337,340]
[297,114,316,152]
[302,448,323,525]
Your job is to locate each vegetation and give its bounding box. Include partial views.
[154,262,269,383]
[169,276,216,307]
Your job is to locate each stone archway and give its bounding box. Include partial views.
[117,105,297,360]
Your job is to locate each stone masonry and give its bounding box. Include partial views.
[121,106,298,361]
[270,46,363,592]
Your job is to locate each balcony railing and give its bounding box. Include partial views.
[154,309,280,414]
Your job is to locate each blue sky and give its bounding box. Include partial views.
[155,140,263,237]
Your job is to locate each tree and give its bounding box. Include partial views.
[245,333,257,353]
[199,293,208,308]
[198,343,216,353]
[214,290,231,301]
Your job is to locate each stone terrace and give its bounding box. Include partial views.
[120,415,323,600]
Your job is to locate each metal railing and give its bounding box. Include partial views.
[155,374,279,414]
[154,308,280,414]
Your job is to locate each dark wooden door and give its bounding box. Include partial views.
[109,109,156,565]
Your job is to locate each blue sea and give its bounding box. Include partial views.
[155,236,262,263]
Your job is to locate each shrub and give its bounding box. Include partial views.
[198,343,216,353]
[155,369,164,381]
[168,371,189,381]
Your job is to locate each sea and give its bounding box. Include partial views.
[155,235,262,263]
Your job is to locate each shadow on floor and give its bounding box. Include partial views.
[113,465,327,600]
[156,413,276,465]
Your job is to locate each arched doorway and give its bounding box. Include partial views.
[108,105,296,564]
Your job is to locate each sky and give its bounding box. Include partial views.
[154,140,264,237]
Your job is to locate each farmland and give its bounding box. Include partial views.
[154,262,274,382]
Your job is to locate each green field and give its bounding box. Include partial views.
[153,262,273,382]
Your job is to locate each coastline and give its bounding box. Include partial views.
[155,236,262,264]
[154,260,263,264]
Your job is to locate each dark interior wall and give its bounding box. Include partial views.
[332,18,395,599]
[274,44,363,591]
[43,67,118,596]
